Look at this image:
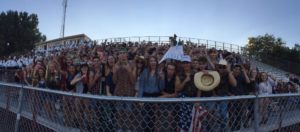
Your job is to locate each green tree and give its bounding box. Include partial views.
[245,34,300,75]
[294,44,300,51]
[246,34,286,59]
[0,10,46,56]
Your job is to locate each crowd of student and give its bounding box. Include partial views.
[0,56,34,68]
[4,36,300,131]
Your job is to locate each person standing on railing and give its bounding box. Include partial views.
[208,61,237,131]
[85,55,106,131]
[258,72,276,125]
[70,63,94,131]
[244,69,259,127]
[44,62,63,121]
[138,56,165,132]
[31,66,46,124]
[112,49,136,131]
[228,64,250,131]
[61,64,77,127]
[175,57,198,132]
[158,62,178,131]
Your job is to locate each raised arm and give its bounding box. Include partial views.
[70,74,82,86]
[241,65,250,84]
[175,74,190,92]
[226,64,237,87]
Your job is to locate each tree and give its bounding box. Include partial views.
[294,44,300,51]
[246,34,286,59]
[245,34,300,75]
[0,10,46,56]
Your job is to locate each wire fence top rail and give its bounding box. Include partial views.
[0,82,299,102]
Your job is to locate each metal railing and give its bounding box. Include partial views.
[95,36,243,53]
[0,68,17,83]
[260,56,300,76]
[1,82,300,132]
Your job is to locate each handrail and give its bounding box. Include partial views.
[1,82,298,102]
[95,36,241,46]
[94,36,243,54]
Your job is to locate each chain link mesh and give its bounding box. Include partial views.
[0,84,20,132]
[1,83,300,132]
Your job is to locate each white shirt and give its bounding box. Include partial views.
[258,77,276,95]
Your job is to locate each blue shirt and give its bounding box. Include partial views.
[138,69,165,97]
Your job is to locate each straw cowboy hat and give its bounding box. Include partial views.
[194,71,221,91]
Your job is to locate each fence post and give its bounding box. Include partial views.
[223,43,225,50]
[4,66,7,82]
[206,40,209,48]
[214,41,217,48]
[159,36,161,45]
[14,84,24,132]
[254,95,260,132]
[278,101,283,131]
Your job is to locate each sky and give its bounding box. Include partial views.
[1,0,300,47]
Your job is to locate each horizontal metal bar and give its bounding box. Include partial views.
[257,93,300,98]
[2,82,300,103]
[94,36,241,46]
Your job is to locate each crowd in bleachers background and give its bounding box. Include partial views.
[1,37,298,95]
[1,36,300,131]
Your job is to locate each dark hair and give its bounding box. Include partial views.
[67,64,77,74]
[198,57,208,63]
[80,63,89,68]
[93,56,99,60]
[144,56,159,81]
[146,56,158,71]
[208,48,217,54]
[106,55,115,68]
[134,58,145,78]
[165,62,177,76]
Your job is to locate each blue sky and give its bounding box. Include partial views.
[1,0,300,47]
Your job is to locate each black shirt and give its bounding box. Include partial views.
[105,72,115,94]
[178,72,198,97]
[230,74,248,95]
[214,73,230,96]
[164,76,176,94]
[66,74,76,91]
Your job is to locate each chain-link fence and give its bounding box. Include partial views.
[0,68,16,83]
[1,82,300,132]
